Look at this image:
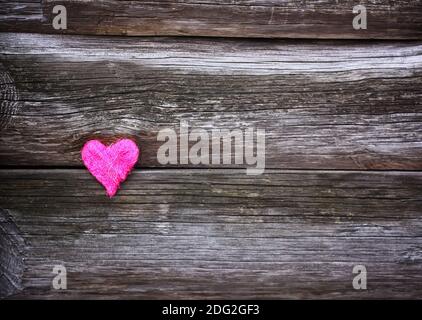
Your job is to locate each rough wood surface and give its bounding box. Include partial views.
[0,169,421,299]
[0,33,421,169]
[0,63,21,130]
[1,0,422,39]
[0,209,26,298]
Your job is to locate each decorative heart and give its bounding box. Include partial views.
[81,139,139,197]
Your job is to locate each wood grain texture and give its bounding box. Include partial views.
[0,33,421,169]
[1,0,422,39]
[0,63,21,130]
[0,169,421,299]
[0,208,26,298]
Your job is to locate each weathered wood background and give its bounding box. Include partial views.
[1,0,422,299]
[1,0,422,39]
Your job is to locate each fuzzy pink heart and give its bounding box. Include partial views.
[81,139,139,197]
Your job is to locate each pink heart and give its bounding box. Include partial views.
[81,139,139,197]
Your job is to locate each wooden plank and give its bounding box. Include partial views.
[0,169,421,299]
[1,0,422,39]
[1,33,422,169]
[0,0,43,30]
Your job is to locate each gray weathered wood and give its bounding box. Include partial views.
[1,0,422,39]
[0,63,21,130]
[1,33,421,169]
[0,208,26,298]
[0,169,421,299]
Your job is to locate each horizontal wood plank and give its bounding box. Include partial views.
[0,169,421,299]
[1,33,422,169]
[1,0,422,39]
